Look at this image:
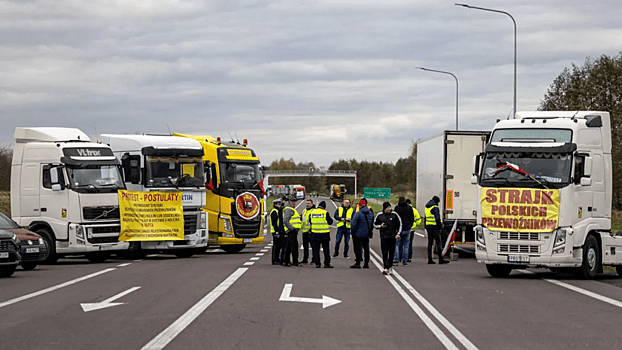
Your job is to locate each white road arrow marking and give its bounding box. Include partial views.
[279,283,341,309]
[80,286,141,312]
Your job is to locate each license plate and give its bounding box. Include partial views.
[0,252,8,259]
[507,255,529,263]
[25,247,40,253]
[99,245,115,251]
[243,238,252,243]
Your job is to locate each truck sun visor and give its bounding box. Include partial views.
[141,146,204,157]
[485,142,577,154]
[61,147,119,166]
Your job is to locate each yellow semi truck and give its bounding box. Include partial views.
[173,134,265,253]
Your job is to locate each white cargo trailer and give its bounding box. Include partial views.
[416,130,490,246]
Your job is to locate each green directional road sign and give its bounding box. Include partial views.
[364,188,391,199]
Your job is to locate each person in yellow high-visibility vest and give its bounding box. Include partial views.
[333,199,354,258]
[309,201,334,268]
[270,198,284,265]
[300,199,316,264]
[406,199,422,262]
[425,196,449,265]
[282,195,302,267]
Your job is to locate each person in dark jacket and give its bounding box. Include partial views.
[393,196,415,266]
[309,201,334,268]
[425,196,449,264]
[270,199,284,265]
[349,199,375,269]
[374,202,402,275]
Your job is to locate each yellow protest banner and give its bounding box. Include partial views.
[118,190,184,241]
[480,187,560,233]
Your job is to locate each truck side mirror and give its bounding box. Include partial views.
[583,156,592,177]
[121,153,141,184]
[51,184,62,191]
[45,164,65,190]
[471,154,481,184]
[580,177,592,186]
[204,161,215,190]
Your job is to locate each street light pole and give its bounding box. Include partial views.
[416,67,459,130]
[456,3,517,118]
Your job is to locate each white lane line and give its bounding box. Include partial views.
[244,262,255,266]
[0,268,116,309]
[255,253,265,256]
[250,257,260,261]
[518,270,622,309]
[117,263,132,267]
[413,231,425,238]
[141,267,249,350]
[207,249,220,253]
[368,252,459,350]
[260,250,269,253]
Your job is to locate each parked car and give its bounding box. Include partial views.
[0,225,21,277]
[0,212,46,271]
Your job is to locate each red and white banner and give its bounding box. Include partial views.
[442,220,458,257]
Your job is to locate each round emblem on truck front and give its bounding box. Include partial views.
[235,192,260,220]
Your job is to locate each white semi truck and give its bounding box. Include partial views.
[473,111,622,279]
[416,130,491,247]
[11,127,130,263]
[102,134,208,257]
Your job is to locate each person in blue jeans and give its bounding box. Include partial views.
[333,199,353,258]
[393,197,415,266]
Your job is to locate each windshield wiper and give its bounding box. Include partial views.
[73,184,101,193]
[482,177,514,187]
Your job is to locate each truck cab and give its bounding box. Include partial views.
[11,127,129,263]
[474,111,622,278]
[102,134,208,257]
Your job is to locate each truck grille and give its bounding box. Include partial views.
[88,237,119,244]
[0,240,17,251]
[184,212,198,237]
[83,206,120,220]
[499,232,539,240]
[231,216,261,238]
[499,244,539,253]
[87,226,121,244]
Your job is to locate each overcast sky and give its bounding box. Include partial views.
[1,0,620,166]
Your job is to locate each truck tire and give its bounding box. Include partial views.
[86,252,111,263]
[37,228,59,264]
[220,244,246,254]
[576,235,599,279]
[21,262,38,271]
[0,266,17,278]
[616,266,622,277]
[173,250,195,258]
[485,264,512,278]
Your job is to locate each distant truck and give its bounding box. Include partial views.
[102,134,208,258]
[330,184,346,201]
[473,111,622,279]
[292,185,305,200]
[173,134,265,254]
[416,130,491,248]
[11,127,130,263]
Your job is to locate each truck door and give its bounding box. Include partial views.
[20,163,40,219]
[40,165,70,240]
[573,154,593,221]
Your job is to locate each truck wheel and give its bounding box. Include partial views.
[21,262,38,271]
[0,266,17,278]
[37,228,59,264]
[576,235,599,280]
[173,250,195,258]
[616,266,622,277]
[86,252,111,263]
[485,264,512,278]
[220,244,246,254]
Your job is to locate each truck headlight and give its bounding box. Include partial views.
[76,225,85,239]
[221,216,232,233]
[554,229,566,248]
[200,212,207,229]
[476,226,485,246]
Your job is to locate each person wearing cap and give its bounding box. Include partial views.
[407,199,422,262]
[393,196,415,266]
[426,196,449,264]
[333,199,353,259]
[349,199,374,269]
[300,199,315,264]
[374,202,402,275]
[309,201,334,268]
[279,195,289,264]
[270,198,284,265]
[282,195,302,267]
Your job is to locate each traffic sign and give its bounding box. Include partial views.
[364,188,391,199]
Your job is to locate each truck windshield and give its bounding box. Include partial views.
[491,128,572,143]
[221,162,261,183]
[481,152,572,188]
[145,156,205,188]
[66,165,125,193]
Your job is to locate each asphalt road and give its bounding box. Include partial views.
[2,196,622,350]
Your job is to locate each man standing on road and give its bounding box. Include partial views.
[349,199,374,269]
[309,201,334,268]
[333,199,353,259]
[426,196,449,265]
[300,199,315,264]
[374,202,402,275]
[406,199,422,262]
[270,199,284,265]
[282,195,302,267]
[393,196,415,266]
